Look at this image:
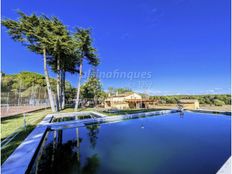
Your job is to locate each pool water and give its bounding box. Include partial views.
[52,115,92,122]
[30,112,231,174]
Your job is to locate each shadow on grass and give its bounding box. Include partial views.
[1,108,51,122]
[1,114,24,123]
[1,124,35,164]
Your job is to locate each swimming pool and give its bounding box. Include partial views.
[29,112,231,174]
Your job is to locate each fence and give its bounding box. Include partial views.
[1,90,50,117]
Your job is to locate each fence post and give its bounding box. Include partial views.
[23,113,26,130]
[6,92,10,113]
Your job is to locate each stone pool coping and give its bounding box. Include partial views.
[49,109,177,130]
[217,156,231,174]
[187,109,231,116]
[1,109,177,174]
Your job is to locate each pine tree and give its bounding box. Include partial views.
[2,12,70,112]
[73,28,99,111]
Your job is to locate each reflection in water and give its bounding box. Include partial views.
[30,124,101,174]
[179,111,184,118]
[81,154,100,174]
[140,123,145,129]
[86,124,100,149]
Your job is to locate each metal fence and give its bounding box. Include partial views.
[1,90,50,117]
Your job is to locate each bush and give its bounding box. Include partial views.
[151,94,231,105]
[213,99,225,106]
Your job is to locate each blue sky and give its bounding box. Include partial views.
[2,0,231,95]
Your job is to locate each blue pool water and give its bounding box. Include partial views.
[30,112,231,174]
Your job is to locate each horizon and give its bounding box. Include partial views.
[2,0,231,95]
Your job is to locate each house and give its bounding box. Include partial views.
[104,92,154,109]
[178,99,200,110]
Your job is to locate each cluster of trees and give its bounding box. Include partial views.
[150,94,231,106]
[2,72,55,92]
[80,76,107,103]
[1,71,73,102]
[1,71,107,107]
[107,87,133,95]
[2,11,99,112]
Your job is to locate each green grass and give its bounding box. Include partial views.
[1,109,53,163]
[1,109,52,140]
[1,125,36,164]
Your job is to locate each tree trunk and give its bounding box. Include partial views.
[76,128,80,164]
[56,57,61,111]
[75,63,82,111]
[43,48,56,112]
[61,70,65,109]
[62,71,65,109]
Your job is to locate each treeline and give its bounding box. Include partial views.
[2,11,99,112]
[1,72,73,104]
[150,94,231,106]
[107,87,133,95]
[1,71,106,106]
[1,71,72,95]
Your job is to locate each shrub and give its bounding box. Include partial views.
[213,99,225,106]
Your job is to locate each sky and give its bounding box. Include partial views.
[1,0,231,95]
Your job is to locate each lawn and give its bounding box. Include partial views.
[1,109,52,140]
[1,109,53,163]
